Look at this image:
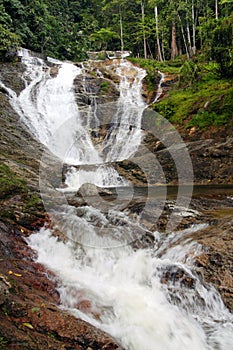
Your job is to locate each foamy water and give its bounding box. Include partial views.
[1,49,233,349]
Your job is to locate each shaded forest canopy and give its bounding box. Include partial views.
[0,1,232,69]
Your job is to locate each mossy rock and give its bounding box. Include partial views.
[0,164,26,199]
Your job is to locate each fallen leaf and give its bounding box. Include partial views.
[31,307,40,313]
[14,273,22,277]
[8,271,13,275]
[22,322,34,330]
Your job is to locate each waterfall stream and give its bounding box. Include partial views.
[2,50,233,349]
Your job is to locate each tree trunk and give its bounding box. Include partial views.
[171,21,178,60]
[141,0,147,59]
[192,0,196,54]
[177,11,190,59]
[119,7,124,52]
[154,5,163,61]
[215,0,218,19]
[187,22,193,57]
[161,30,166,61]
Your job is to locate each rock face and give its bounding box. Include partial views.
[0,60,123,349]
[0,65,46,230]
[195,216,233,312]
[0,222,123,349]
[0,57,233,347]
[74,62,120,108]
[114,124,233,186]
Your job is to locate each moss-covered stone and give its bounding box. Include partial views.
[0,164,26,199]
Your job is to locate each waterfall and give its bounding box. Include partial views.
[2,49,233,349]
[152,70,165,103]
[10,49,146,189]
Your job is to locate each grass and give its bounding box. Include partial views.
[100,81,111,92]
[128,57,233,130]
[152,66,233,128]
[128,57,181,93]
[128,57,181,75]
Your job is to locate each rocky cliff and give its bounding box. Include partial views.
[0,57,232,348]
[0,58,123,349]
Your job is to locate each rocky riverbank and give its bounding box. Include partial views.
[0,58,123,349]
[0,221,123,350]
[0,56,232,348]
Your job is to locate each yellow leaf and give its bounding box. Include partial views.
[14,273,22,277]
[8,270,13,275]
[23,322,34,330]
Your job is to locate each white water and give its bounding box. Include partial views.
[103,60,146,162]
[152,70,165,103]
[2,49,233,349]
[28,224,233,350]
[8,49,146,189]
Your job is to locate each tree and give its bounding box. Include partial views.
[0,23,21,59]
[211,15,233,77]
[140,0,147,58]
[103,0,128,52]
[90,28,119,50]
[215,0,219,19]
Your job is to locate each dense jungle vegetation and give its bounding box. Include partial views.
[0,0,232,129]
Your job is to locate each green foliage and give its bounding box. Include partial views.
[129,57,181,74]
[100,81,111,92]
[0,24,21,59]
[90,28,119,50]
[0,0,232,70]
[187,110,227,129]
[153,65,233,129]
[0,336,8,349]
[210,15,233,78]
[128,57,180,95]
[179,61,201,86]
[154,100,176,119]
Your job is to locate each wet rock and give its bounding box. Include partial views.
[0,57,233,346]
[193,217,233,312]
[73,63,120,108]
[77,183,115,198]
[0,222,123,350]
[0,61,25,95]
[0,61,124,349]
[0,277,10,305]
[131,231,155,250]
[159,265,196,289]
[114,128,233,186]
[87,50,131,60]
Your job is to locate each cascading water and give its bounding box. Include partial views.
[2,49,233,349]
[28,224,233,350]
[152,70,165,103]
[12,49,146,189]
[102,60,146,162]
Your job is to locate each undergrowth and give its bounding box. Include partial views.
[128,57,180,92]
[151,61,233,129]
